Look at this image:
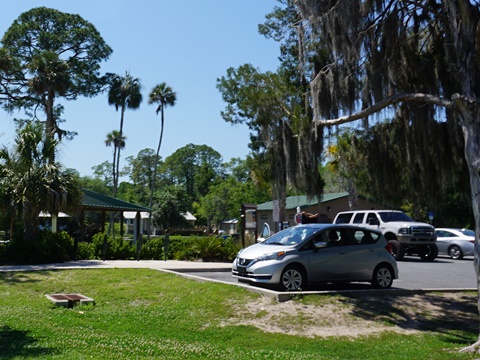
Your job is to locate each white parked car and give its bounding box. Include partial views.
[435,228,475,260]
[334,210,437,261]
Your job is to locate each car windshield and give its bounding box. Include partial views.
[378,211,413,223]
[263,226,318,246]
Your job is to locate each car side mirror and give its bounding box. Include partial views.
[314,241,328,249]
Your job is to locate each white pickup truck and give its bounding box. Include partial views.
[333,210,437,261]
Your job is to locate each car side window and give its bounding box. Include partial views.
[367,213,379,225]
[436,230,454,238]
[337,229,380,245]
[436,230,447,238]
[360,230,378,244]
[341,229,357,246]
[335,213,353,224]
[299,233,325,251]
[324,229,342,246]
[353,213,365,224]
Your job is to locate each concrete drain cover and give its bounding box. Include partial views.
[45,293,95,308]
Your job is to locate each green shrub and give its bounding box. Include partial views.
[75,241,95,260]
[170,236,198,261]
[0,242,8,264]
[138,237,164,260]
[38,230,74,263]
[190,237,223,261]
[166,236,241,262]
[0,230,75,264]
[220,237,241,262]
[91,232,136,260]
[0,232,240,265]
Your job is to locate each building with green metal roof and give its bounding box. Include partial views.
[81,189,151,212]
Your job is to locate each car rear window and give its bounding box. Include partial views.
[460,229,475,237]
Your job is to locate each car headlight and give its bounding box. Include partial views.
[399,228,410,235]
[250,251,286,266]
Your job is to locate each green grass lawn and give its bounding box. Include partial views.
[0,268,478,359]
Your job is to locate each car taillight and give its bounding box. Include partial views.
[468,240,475,244]
[385,242,393,254]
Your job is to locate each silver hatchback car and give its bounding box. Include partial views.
[232,224,398,291]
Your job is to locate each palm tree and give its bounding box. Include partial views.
[107,71,142,197]
[146,82,177,239]
[105,130,126,193]
[104,130,126,255]
[0,121,82,245]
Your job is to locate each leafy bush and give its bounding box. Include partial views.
[219,237,242,262]
[139,237,164,260]
[75,241,95,260]
[169,236,240,262]
[39,230,74,263]
[0,230,74,264]
[0,231,240,265]
[91,232,136,260]
[0,242,8,264]
[191,237,224,261]
[166,235,194,260]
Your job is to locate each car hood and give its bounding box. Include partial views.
[238,243,295,259]
[385,221,433,228]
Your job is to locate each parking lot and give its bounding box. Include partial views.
[182,255,477,291]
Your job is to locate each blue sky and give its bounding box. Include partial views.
[0,1,281,177]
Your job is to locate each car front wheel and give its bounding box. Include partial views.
[371,264,394,289]
[419,244,438,261]
[279,266,306,291]
[448,245,463,260]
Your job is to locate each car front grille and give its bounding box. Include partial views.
[237,258,253,267]
[411,226,435,236]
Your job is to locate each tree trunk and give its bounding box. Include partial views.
[114,105,126,198]
[347,179,358,210]
[147,106,165,243]
[46,88,56,163]
[456,98,480,352]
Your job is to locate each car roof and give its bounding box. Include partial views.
[296,223,383,234]
[435,228,473,232]
[336,210,402,214]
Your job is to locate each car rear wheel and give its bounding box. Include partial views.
[371,264,394,289]
[279,266,306,291]
[448,245,463,260]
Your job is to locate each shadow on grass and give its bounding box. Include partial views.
[0,325,56,358]
[0,272,42,284]
[341,292,478,343]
